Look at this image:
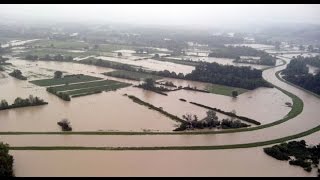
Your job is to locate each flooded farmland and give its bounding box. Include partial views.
[0,58,291,132]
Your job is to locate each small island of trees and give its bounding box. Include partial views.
[264,140,320,175]
[0,95,48,111]
[8,69,27,80]
[174,110,250,131]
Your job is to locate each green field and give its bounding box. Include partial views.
[157,58,200,66]
[48,80,120,92]
[65,83,131,96]
[205,84,249,97]
[31,40,89,50]
[30,74,102,86]
[42,77,132,99]
[103,70,162,81]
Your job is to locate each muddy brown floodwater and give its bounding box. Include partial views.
[1,51,320,176]
[10,146,316,177]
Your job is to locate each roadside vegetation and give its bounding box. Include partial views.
[0,142,14,177]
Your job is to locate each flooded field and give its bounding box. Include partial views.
[0,59,177,132]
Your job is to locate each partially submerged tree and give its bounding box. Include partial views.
[232,90,238,98]
[54,71,63,79]
[57,119,72,131]
[0,99,9,109]
[142,78,155,89]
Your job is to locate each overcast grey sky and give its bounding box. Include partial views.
[0,4,320,28]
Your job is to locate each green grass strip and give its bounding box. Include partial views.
[9,125,320,151]
[205,83,249,97]
[30,75,102,86]
[49,80,121,92]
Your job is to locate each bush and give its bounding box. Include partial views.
[232,90,238,98]
[8,69,27,80]
[54,71,63,79]
[57,119,72,131]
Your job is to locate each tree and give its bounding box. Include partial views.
[308,45,314,52]
[275,41,281,51]
[299,45,305,51]
[154,54,160,59]
[94,44,99,49]
[54,71,63,79]
[0,142,14,177]
[205,110,220,127]
[57,119,72,131]
[44,54,51,60]
[143,78,155,89]
[117,52,122,57]
[232,90,238,98]
[0,99,9,109]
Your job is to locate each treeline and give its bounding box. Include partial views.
[8,69,27,80]
[80,58,137,72]
[184,62,271,90]
[282,57,320,95]
[264,140,320,174]
[25,54,73,61]
[0,95,48,111]
[209,46,276,66]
